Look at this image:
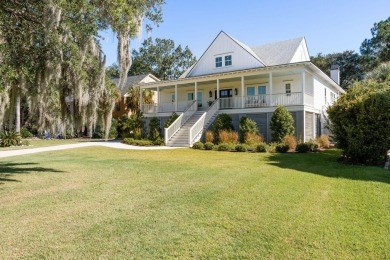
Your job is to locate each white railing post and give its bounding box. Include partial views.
[241,76,245,108]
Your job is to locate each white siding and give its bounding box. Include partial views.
[290,39,310,63]
[188,32,264,77]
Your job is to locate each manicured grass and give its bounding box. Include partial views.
[0,139,91,151]
[1,148,389,258]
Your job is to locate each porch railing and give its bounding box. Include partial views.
[272,92,303,106]
[219,97,242,109]
[189,99,219,147]
[244,95,270,108]
[164,100,197,144]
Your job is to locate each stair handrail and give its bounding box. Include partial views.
[189,99,219,147]
[164,100,197,144]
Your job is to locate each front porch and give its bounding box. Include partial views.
[139,65,315,116]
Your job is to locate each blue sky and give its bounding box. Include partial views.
[100,0,390,66]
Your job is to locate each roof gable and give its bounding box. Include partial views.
[114,74,159,96]
[251,37,308,66]
[186,31,265,78]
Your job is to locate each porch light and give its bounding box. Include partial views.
[209,90,212,97]
[234,88,238,95]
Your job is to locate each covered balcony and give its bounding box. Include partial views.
[139,66,315,115]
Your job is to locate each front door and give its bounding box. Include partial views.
[215,89,232,99]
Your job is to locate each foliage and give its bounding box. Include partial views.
[215,143,231,152]
[126,87,155,114]
[244,132,264,148]
[360,16,390,71]
[192,141,204,150]
[218,130,239,145]
[275,143,289,153]
[270,106,295,143]
[317,134,330,148]
[21,139,30,146]
[117,113,144,139]
[164,112,179,128]
[327,80,390,165]
[106,64,120,79]
[123,138,155,146]
[128,37,197,80]
[152,137,164,146]
[20,127,34,138]
[148,117,161,141]
[213,114,234,142]
[256,143,268,153]
[311,51,365,89]
[283,135,297,150]
[239,116,259,142]
[296,143,310,153]
[267,142,278,153]
[92,120,118,139]
[205,130,214,143]
[365,61,390,83]
[235,144,248,152]
[204,142,214,150]
[0,130,21,147]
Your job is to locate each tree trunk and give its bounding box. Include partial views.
[15,91,21,134]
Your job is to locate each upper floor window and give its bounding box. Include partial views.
[215,57,222,68]
[225,55,232,66]
[285,83,291,96]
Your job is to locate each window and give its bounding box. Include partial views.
[258,86,266,95]
[215,57,222,67]
[225,55,232,66]
[187,92,194,101]
[171,94,175,102]
[285,83,291,96]
[247,87,255,96]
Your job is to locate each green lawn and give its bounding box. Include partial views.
[1,148,389,258]
[0,139,88,151]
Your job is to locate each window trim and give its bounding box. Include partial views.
[225,55,232,66]
[285,83,291,96]
[215,56,222,68]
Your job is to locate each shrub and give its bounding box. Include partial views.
[21,139,30,146]
[20,127,33,138]
[213,114,234,142]
[148,117,161,141]
[192,141,204,150]
[216,143,231,151]
[123,138,155,146]
[283,135,297,150]
[276,143,289,153]
[270,106,295,143]
[256,143,268,153]
[117,113,144,139]
[317,134,330,148]
[307,140,318,152]
[152,137,164,146]
[267,142,278,153]
[296,143,310,153]
[205,130,214,143]
[239,116,259,142]
[204,142,214,150]
[164,112,179,128]
[0,131,21,147]
[244,132,264,148]
[327,80,390,165]
[235,144,248,152]
[218,130,239,144]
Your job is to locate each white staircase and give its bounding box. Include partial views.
[166,111,206,147]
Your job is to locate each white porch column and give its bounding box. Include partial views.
[194,81,198,104]
[241,76,245,108]
[216,79,220,109]
[302,70,306,105]
[269,72,273,106]
[175,84,178,112]
[156,86,160,113]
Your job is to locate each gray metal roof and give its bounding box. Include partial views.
[250,37,304,66]
[112,74,157,96]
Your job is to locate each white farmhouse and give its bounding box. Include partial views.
[138,31,344,147]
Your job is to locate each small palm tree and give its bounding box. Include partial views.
[126,86,154,113]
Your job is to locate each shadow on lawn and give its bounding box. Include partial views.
[266,149,390,184]
[0,162,64,184]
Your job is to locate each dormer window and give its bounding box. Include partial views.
[215,57,222,68]
[225,55,232,66]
